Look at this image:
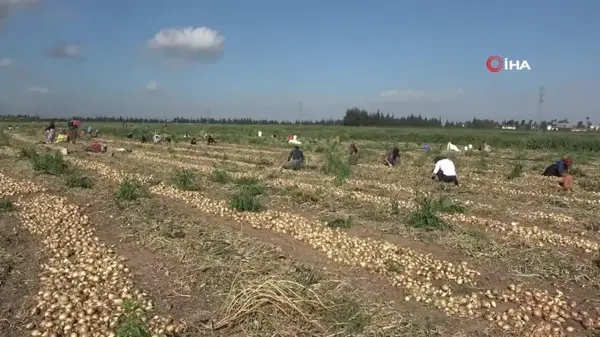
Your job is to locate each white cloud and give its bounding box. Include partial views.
[146,81,158,90]
[147,26,225,61]
[27,86,49,94]
[46,43,81,59]
[0,57,12,67]
[380,89,426,100]
[379,88,465,101]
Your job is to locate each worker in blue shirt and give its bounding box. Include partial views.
[543,156,573,191]
[543,156,572,177]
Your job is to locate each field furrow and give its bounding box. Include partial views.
[4,129,600,337]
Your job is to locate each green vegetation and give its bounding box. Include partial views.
[405,195,466,231]
[115,300,151,337]
[211,168,232,184]
[229,180,266,212]
[326,217,353,229]
[0,199,14,212]
[31,152,70,176]
[5,120,600,152]
[115,179,145,201]
[507,162,525,180]
[65,171,93,188]
[23,150,93,188]
[322,151,351,185]
[171,169,201,191]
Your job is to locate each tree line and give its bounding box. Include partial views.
[0,108,592,130]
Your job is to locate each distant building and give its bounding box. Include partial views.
[549,123,574,131]
[501,125,516,130]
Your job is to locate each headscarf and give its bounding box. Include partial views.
[563,156,572,167]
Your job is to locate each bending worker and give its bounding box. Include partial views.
[283,145,305,170]
[67,118,82,144]
[348,142,359,165]
[543,156,573,191]
[432,156,459,186]
[384,147,401,167]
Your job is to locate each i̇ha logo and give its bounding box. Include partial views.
[486,55,531,72]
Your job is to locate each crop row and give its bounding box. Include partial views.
[123,150,580,223]
[0,173,184,337]
[105,142,600,208]
[2,138,593,251]
[105,139,599,201]
[53,153,599,335]
[6,135,589,256]
[4,137,599,335]
[113,152,600,254]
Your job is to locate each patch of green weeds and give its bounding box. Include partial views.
[0,199,14,212]
[323,151,350,185]
[115,300,151,337]
[171,169,201,191]
[211,169,232,184]
[229,181,265,212]
[31,152,70,176]
[65,170,93,188]
[326,217,353,229]
[507,162,524,180]
[18,146,37,159]
[405,195,465,231]
[115,179,145,202]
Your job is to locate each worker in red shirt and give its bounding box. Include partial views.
[68,119,82,144]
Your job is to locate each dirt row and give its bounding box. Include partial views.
[4,133,600,334]
[48,152,600,334]
[0,154,478,336]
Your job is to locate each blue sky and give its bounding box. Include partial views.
[0,0,598,122]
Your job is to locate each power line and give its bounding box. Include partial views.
[537,86,544,131]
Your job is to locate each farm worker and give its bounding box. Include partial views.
[87,125,92,134]
[348,142,359,165]
[68,118,81,144]
[542,156,573,192]
[207,134,216,145]
[153,134,161,143]
[45,121,56,143]
[141,135,148,143]
[190,137,197,145]
[349,142,358,155]
[559,174,573,192]
[283,145,305,170]
[542,156,572,177]
[431,156,459,186]
[88,140,107,153]
[384,148,400,167]
[56,130,68,143]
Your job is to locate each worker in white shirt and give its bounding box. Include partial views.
[431,156,459,186]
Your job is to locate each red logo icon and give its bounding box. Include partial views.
[486,55,503,72]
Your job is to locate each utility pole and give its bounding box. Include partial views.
[206,108,211,125]
[537,86,545,131]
